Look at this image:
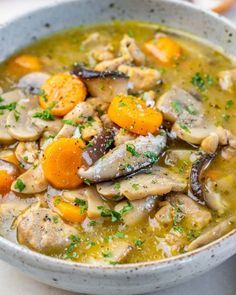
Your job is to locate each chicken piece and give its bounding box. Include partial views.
[118,65,161,92]
[80,116,103,142]
[17,207,78,253]
[95,57,128,72]
[87,46,114,67]
[155,202,174,226]
[218,69,236,92]
[119,35,145,66]
[201,133,219,154]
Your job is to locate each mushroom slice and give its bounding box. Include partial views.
[218,69,236,92]
[18,72,50,94]
[157,87,216,144]
[82,129,115,166]
[115,196,158,226]
[31,109,63,134]
[17,207,78,253]
[0,89,25,144]
[56,101,94,139]
[97,166,187,201]
[118,65,161,92]
[79,133,166,183]
[72,65,128,102]
[188,216,235,251]
[7,98,43,141]
[84,187,109,219]
[190,152,216,204]
[11,164,48,194]
[157,87,202,123]
[15,141,39,164]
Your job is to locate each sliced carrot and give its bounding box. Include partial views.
[108,95,163,135]
[42,138,85,189]
[144,36,181,64]
[8,54,42,76]
[53,196,86,223]
[0,170,16,195]
[40,73,87,117]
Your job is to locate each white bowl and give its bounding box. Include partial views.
[0,1,235,294]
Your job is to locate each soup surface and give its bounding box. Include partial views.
[0,21,235,265]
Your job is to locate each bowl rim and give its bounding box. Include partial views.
[0,0,236,271]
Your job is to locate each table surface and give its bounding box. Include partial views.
[0,1,236,294]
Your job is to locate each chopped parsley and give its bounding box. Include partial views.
[74,198,88,214]
[89,220,97,227]
[14,110,20,121]
[0,102,17,111]
[191,73,214,91]
[134,239,144,247]
[97,206,122,222]
[62,119,78,126]
[52,216,59,224]
[186,104,197,115]
[14,179,25,192]
[225,100,234,110]
[126,143,140,157]
[144,151,158,163]
[32,109,55,121]
[104,139,114,149]
[102,251,113,258]
[179,123,190,133]
[132,183,139,191]
[171,100,183,113]
[84,178,92,186]
[222,114,230,122]
[115,232,125,238]
[63,235,80,259]
[119,201,133,215]
[113,182,121,190]
[37,88,48,102]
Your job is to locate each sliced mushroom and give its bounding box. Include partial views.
[168,194,212,230]
[7,98,43,141]
[31,109,63,134]
[82,129,115,166]
[157,87,216,144]
[115,196,158,226]
[56,101,94,140]
[15,141,39,164]
[0,89,25,144]
[218,69,236,92]
[97,166,187,201]
[164,149,198,167]
[72,65,128,102]
[190,152,216,204]
[79,133,166,183]
[18,72,50,94]
[84,187,109,219]
[17,207,78,253]
[118,65,161,92]
[11,164,48,194]
[188,216,235,251]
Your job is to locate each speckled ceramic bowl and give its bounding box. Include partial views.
[0,0,236,294]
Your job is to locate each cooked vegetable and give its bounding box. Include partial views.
[0,160,19,195]
[42,138,85,189]
[108,96,163,135]
[18,72,50,94]
[40,73,87,116]
[144,35,181,64]
[190,153,217,204]
[8,54,42,76]
[72,65,128,102]
[53,196,87,223]
[79,133,166,182]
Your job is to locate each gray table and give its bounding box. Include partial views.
[0,1,235,294]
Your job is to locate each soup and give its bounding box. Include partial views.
[0,21,235,265]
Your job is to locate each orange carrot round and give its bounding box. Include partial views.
[108,95,163,135]
[40,73,87,117]
[0,170,16,195]
[144,36,181,64]
[8,54,42,76]
[53,196,87,223]
[42,138,85,189]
